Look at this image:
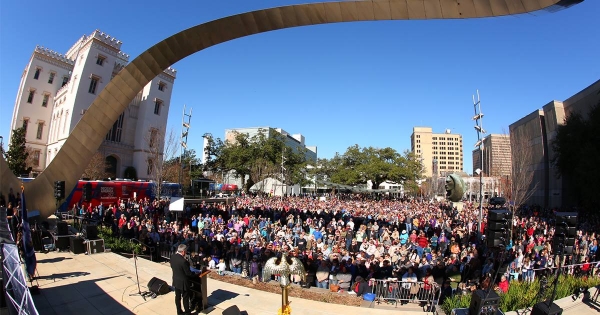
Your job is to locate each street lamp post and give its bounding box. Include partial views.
[472,90,486,237]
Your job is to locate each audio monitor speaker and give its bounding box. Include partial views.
[222,305,241,315]
[469,290,500,315]
[57,221,68,236]
[531,301,563,315]
[147,277,170,296]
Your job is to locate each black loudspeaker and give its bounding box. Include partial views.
[147,277,170,296]
[57,221,68,236]
[70,236,85,254]
[531,302,563,315]
[56,236,70,251]
[469,290,500,315]
[222,305,241,315]
[85,225,98,240]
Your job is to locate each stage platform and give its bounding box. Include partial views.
[30,250,600,315]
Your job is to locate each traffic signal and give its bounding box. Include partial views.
[553,212,577,255]
[83,183,93,202]
[486,209,512,248]
[54,181,65,199]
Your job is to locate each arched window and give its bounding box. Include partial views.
[105,156,118,179]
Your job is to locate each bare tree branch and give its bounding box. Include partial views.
[510,128,539,209]
[144,127,179,197]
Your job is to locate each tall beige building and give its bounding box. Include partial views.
[411,127,464,178]
[509,79,600,208]
[472,134,512,177]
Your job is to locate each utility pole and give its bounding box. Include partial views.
[179,105,192,197]
[472,90,486,237]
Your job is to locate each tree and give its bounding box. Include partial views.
[145,127,179,197]
[5,127,31,176]
[327,145,423,189]
[81,151,109,180]
[552,102,600,208]
[215,128,309,193]
[509,129,539,210]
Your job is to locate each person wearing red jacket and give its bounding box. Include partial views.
[417,232,429,258]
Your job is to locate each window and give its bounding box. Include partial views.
[42,93,50,107]
[32,150,40,167]
[89,76,99,94]
[33,68,41,80]
[149,128,158,148]
[62,76,69,87]
[158,82,166,91]
[147,159,154,175]
[36,122,44,139]
[153,99,163,115]
[96,55,106,66]
[48,72,55,84]
[22,118,29,136]
[27,89,35,103]
[106,112,125,143]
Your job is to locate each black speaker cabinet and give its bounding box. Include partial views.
[70,236,85,254]
[85,225,98,240]
[147,277,170,296]
[57,221,68,236]
[86,239,105,254]
[531,301,563,315]
[56,236,70,251]
[222,305,241,315]
[469,289,500,315]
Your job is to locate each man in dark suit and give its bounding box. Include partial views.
[171,244,192,315]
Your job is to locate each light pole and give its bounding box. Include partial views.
[179,105,192,197]
[472,90,486,236]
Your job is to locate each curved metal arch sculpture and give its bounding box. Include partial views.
[0,0,581,217]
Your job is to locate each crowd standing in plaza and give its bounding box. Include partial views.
[5,191,599,304]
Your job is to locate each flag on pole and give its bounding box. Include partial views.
[21,186,37,277]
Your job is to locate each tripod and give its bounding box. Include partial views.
[129,250,150,300]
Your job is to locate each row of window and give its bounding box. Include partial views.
[26,89,52,107]
[21,119,44,140]
[433,137,460,141]
[33,67,69,86]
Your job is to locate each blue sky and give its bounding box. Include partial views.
[1,0,599,175]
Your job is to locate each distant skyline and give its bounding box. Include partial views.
[1,0,599,175]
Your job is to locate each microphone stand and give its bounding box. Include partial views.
[129,249,148,300]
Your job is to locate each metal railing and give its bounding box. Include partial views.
[369,279,441,310]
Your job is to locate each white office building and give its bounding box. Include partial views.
[9,30,177,179]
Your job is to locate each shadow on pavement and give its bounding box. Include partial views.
[33,276,135,315]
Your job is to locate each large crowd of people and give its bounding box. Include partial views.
[77,193,599,300]
[5,190,599,305]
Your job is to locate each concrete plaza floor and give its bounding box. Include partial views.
[29,250,599,315]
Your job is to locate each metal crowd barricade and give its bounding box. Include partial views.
[369,279,440,309]
[159,241,176,260]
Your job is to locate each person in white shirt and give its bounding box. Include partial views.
[401,267,418,304]
[217,258,226,275]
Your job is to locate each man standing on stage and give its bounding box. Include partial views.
[171,244,192,315]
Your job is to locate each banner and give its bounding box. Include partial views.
[21,187,37,277]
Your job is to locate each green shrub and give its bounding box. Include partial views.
[98,226,142,255]
[442,275,600,314]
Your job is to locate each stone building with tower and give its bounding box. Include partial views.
[9,30,176,180]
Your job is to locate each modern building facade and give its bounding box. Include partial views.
[411,127,464,178]
[224,127,317,162]
[509,79,600,208]
[472,134,512,177]
[9,30,176,179]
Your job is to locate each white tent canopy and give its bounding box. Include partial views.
[169,197,185,212]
